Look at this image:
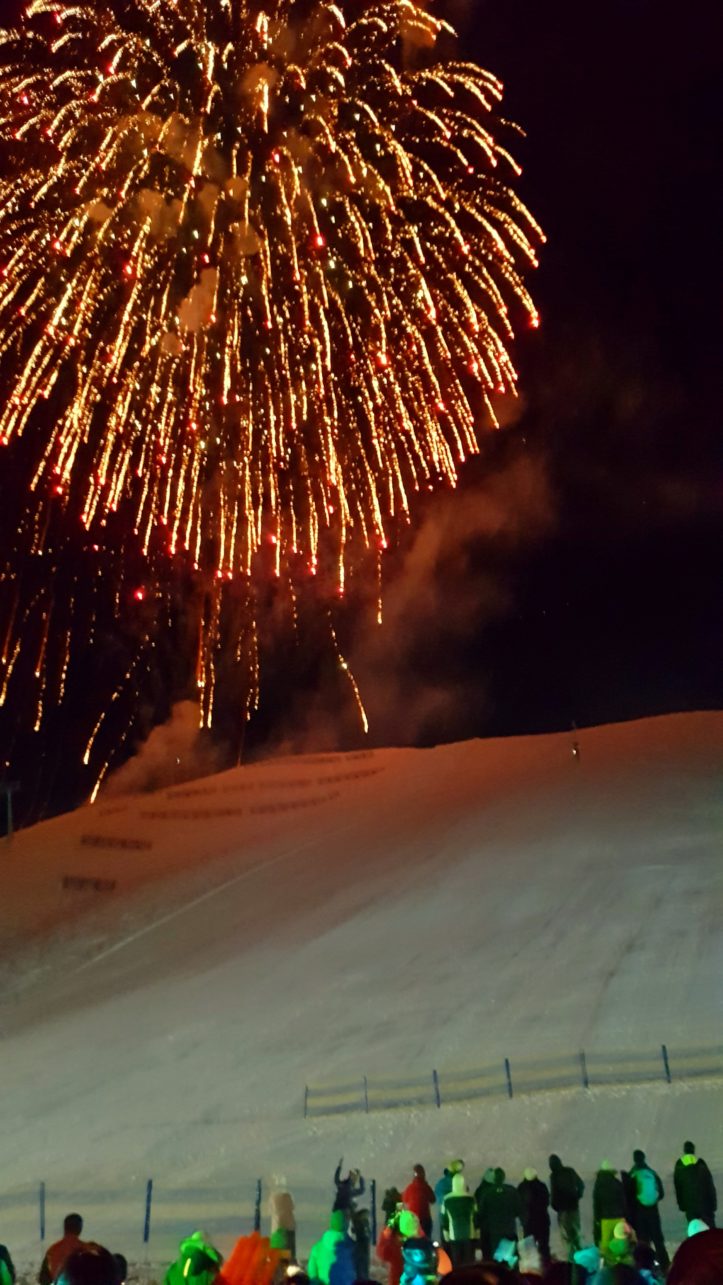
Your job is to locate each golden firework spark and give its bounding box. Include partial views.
[0,0,542,765]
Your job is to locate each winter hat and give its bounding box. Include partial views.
[57,1250,117,1285]
[398,1212,421,1240]
[548,1155,562,1170]
[668,1229,723,1285]
[599,1160,615,1172]
[688,1219,711,1237]
[522,1168,537,1182]
[574,1247,601,1275]
[632,1149,646,1166]
[112,1257,127,1285]
[451,1173,467,1195]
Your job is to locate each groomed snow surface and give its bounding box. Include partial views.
[1,712,722,1272]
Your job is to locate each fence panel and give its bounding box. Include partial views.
[304,1044,723,1117]
[304,1080,366,1117]
[437,1063,506,1105]
[366,1073,435,1112]
[668,1044,723,1080]
[585,1050,666,1087]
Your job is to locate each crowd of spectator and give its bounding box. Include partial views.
[0,1141,720,1285]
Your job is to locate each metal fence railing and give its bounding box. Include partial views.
[304,1043,723,1117]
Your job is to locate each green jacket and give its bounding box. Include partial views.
[164,1232,222,1285]
[1,1246,15,1285]
[441,1193,476,1242]
[307,1229,355,1285]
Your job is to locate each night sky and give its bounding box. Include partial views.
[253,0,723,752]
[1,0,721,822]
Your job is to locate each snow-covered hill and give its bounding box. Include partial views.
[1,712,722,1265]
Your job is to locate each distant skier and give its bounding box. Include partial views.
[332,1160,365,1215]
[402,1165,436,1238]
[674,1141,718,1228]
[625,1150,668,1269]
[517,1168,551,1265]
[549,1154,585,1257]
[593,1162,627,1262]
[441,1173,476,1268]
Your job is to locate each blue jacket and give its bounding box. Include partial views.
[435,1173,452,1210]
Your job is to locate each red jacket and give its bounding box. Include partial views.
[402,1178,436,1225]
[39,1236,86,1285]
[376,1227,403,1285]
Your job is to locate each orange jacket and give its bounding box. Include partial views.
[39,1236,86,1285]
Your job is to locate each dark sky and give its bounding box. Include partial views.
[256,0,723,753]
[1,0,721,819]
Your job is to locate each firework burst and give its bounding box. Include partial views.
[0,0,542,788]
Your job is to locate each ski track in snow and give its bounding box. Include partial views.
[0,712,722,1265]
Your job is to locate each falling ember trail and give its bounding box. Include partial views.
[0,0,542,775]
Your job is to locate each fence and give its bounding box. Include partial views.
[3,1176,380,1265]
[303,1042,723,1117]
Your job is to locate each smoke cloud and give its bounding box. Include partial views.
[102,700,224,798]
[351,449,555,743]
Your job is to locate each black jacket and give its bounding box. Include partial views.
[517,1178,550,1235]
[333,1162,365,1212]
[477,1182,521,1247]
[550,1164,585,1213]
[593,1171,627,1241]
[674,1156,717,1218]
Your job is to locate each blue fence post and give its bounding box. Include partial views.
[143,1179,153,1246]
[254,1179,262,1232]
[303,1085,309,1119]
[504,1057,513,1099]
[432,1068,441,1108]
[370,1178,377,1245]
[39,1181,46,1243]
[579,1050,589,1089]
[363,1075,369,1114]
[661,1044,672,1084]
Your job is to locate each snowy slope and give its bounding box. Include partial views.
[1,712,722,1265]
